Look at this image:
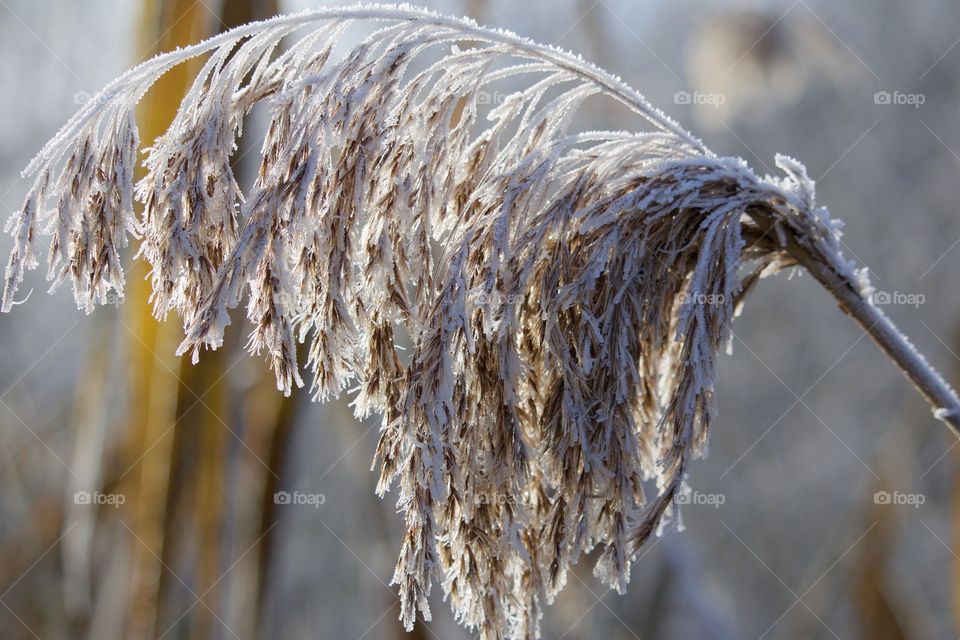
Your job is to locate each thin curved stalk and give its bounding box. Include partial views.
[785,235,960,435]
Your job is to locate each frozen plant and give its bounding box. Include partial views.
[3,5,959,638]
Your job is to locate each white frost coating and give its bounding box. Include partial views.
[0,6,868,640]
[853,266,874,298]
[935,408,957,421]
[877,306,960,407]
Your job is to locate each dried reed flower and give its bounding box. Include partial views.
[4,5,959,638]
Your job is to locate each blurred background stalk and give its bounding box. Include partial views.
[120,1,209,638]
[108,1,285,638]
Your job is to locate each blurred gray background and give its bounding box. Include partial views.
[1,0,959,638]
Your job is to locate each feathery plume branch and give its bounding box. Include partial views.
[3,5,959,638]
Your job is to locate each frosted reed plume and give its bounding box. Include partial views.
[4,5,959,638]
